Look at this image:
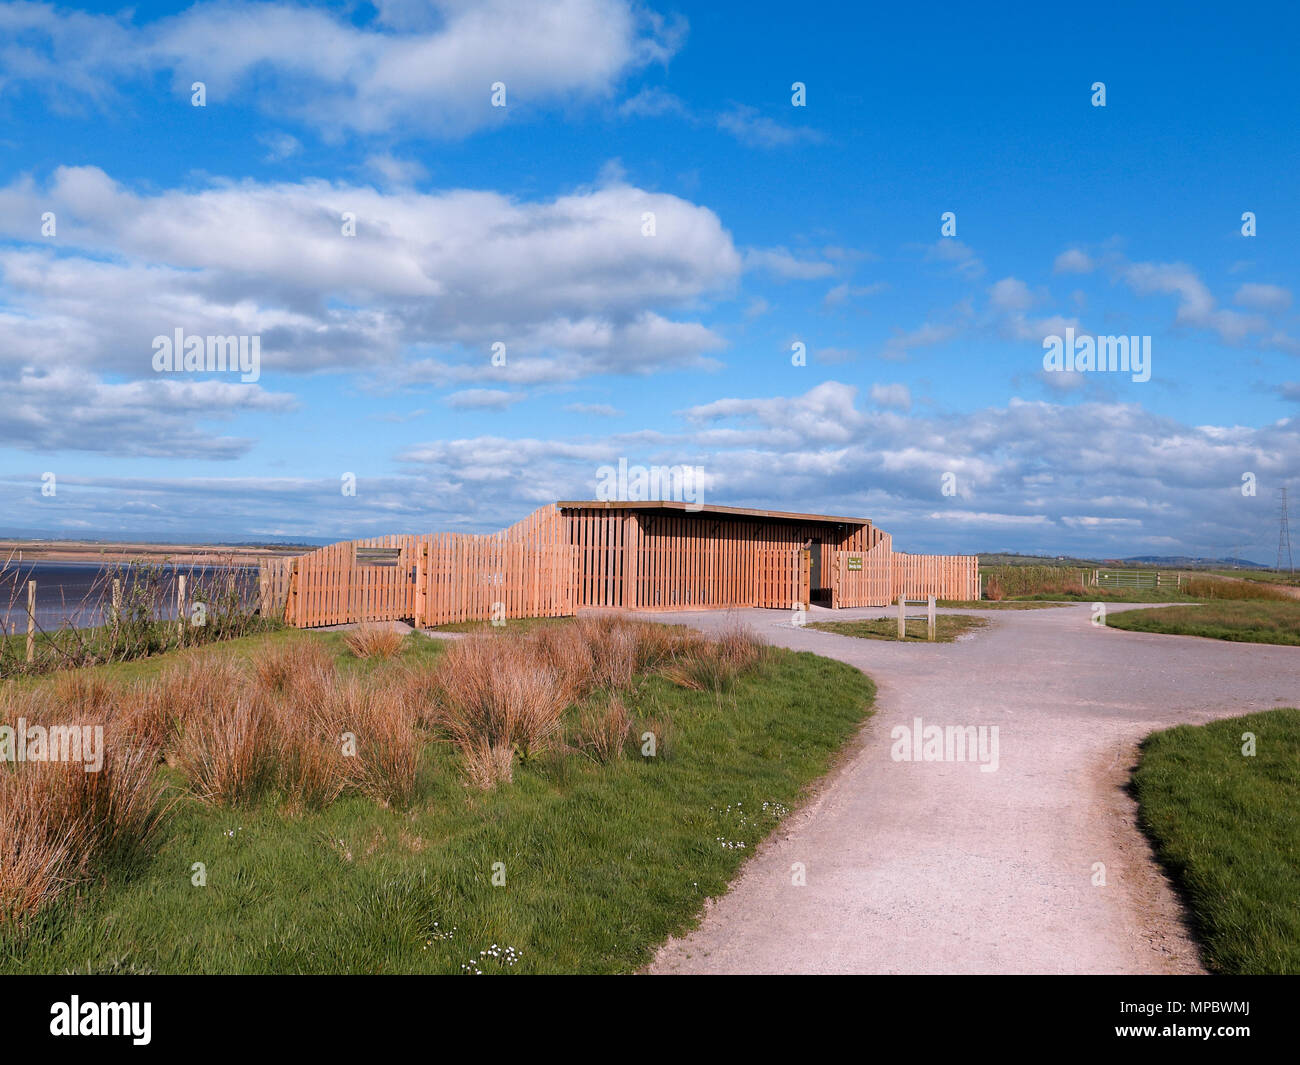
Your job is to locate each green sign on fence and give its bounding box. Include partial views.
[847,556,863,571]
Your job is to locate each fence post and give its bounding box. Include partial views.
[176,575,186,642]
[26,580,35,663]
[927,595,936,641]
[897,595,905,640]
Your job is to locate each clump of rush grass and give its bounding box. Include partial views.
[433,637,571,776]
[461,739,514,790]
[343,624,407,660]
[0,768,78,926]
[325,678,419,807]
[659,622,766,693]
[170,689,278,806]
[0,684,170,929]
[574,694,631,764]
[252,637,335,693]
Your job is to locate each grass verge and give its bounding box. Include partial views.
[1132,708,1300,974]
[1105,601,1300,646]
[808,615,988,642]
[0,624,873,974]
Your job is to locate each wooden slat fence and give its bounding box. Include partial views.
[893,552,980,601]
[257,557,295,620]
[416,535,577,626]
[279,503,979,628]
[284,531,576,628]
[832,538,979,606]
[832,533,894,606]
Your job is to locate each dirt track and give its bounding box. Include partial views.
[643,603,1300,975]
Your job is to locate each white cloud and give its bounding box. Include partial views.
[1053,248,1094,274]
[870,383,912,411]
[924,239,984,280]
[565,402,623,416]
[365,153,429,186]
[1124,261,1266,345]
[743,246,836,280]
[989,277,1033,312]
[0,168,741,389]
[716,105,821,148]
[445,389,526,410]
[0,0,681,138]
[1234,282,1292,313]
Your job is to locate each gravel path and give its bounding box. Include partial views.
[643,603,1300,975]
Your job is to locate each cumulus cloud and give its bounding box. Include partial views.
[989,277,1034,312]
[0,168,740,394]
[1124,260,1267,345]
[0,0,680,137]
[1053,248,1094,274]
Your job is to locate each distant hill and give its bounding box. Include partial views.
[977,552,1272,570]
[1120,555,1269,570]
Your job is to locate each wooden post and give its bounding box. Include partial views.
[897,595,905,640]
[26,580,35,663]
[176,575,186,641]
[927,595,936,642]
[623,513,640,610]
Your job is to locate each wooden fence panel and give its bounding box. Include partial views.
[892,553,979,601]
[832,540,978,606]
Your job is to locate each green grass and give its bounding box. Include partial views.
[1133,708,1300,974]
[1105,601,1300,646]
[1204,569,1300,587]
[807,615,988,642]
[0,630,874,974]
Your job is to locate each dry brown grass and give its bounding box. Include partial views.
[342,624,407,660]
[659,622,765,693]
[0,686,169,926]
[575,694,631,763]
[0,768,78,925]
[1183,576,1295,601]
[171,690,277,806]
[462,739,515,789]
[434,637,571,763]
[253,638,335,693]
[326,678,419,807]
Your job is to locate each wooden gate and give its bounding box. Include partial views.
[755,547,804,608]
[284,534,577,628]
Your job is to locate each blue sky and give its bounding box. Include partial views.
[0,0,1297,560]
